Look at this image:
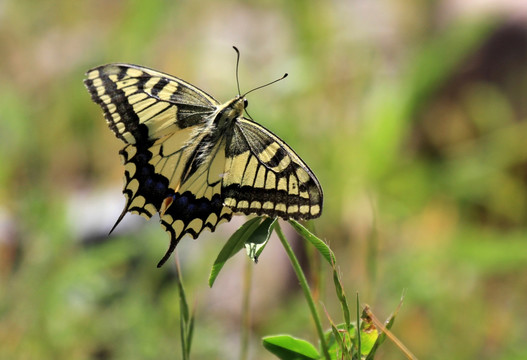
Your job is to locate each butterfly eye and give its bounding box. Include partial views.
[244,99,249,108]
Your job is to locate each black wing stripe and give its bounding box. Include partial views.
[137,102,172,124]
[151,77,170,96]
[85,72,146,144]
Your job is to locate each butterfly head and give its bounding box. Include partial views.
[231,95,248,110]
[217,95,248,122]
[231,95,248,113]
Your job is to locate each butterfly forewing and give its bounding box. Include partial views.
[84,63,219,143]
[84,62,323,267]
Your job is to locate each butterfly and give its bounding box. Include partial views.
[84,53,323,267]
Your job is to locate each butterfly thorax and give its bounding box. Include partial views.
[178,96,246,184]
[213,96,246,127]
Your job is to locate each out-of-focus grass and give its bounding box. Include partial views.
[1,1,527,359]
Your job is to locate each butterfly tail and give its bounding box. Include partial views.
[156,233,182,268]
[109,205,128,235]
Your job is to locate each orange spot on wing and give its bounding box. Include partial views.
[160,196,174,216]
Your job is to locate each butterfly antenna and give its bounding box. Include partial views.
[233,46,242,95]
[233,46,288,97]
[232,46,288,120]
[242,73,288,97]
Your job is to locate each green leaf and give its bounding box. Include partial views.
[186,311,195,358]
[329,324,344,351]
[288,220,335,265]
[324,323,355,359]
[176,277,189,324]
[245,217,277,262]
[175,263,193,360]
[262,335,320,360]
[326,325,346,359]
[359,323,379,356]
[356,294,361,358]
[209,217,263,287]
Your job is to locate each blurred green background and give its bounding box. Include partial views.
[2,0,527,359]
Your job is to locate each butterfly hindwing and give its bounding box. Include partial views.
[157,135,233,265]
[222,118,322,220]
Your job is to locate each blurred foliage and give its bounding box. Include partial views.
[1,0,527,359]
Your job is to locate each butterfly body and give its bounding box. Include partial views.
[84,63,322,267]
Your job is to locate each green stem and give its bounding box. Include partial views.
[274,222,330,360]
[240,254,252,360]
